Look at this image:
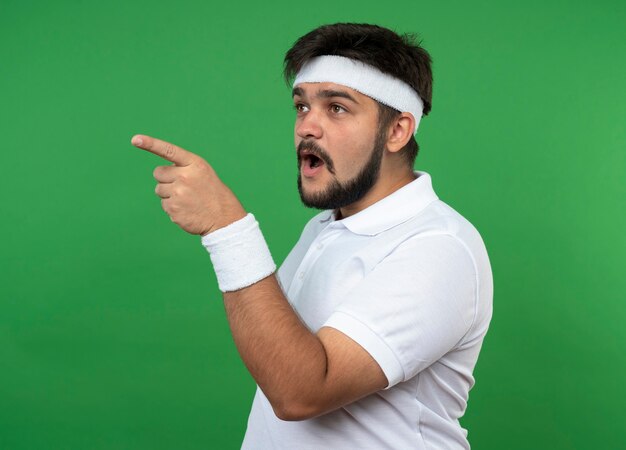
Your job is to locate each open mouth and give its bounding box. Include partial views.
[304,153,324,168]
[301,152,326,177]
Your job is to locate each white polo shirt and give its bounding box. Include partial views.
[241,171,493,449]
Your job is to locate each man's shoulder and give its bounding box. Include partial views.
[372,198,491,278]
[385,198,480,243]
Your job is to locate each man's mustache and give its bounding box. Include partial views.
[297,140,335,174]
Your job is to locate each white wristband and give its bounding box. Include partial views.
[201,213,276,292]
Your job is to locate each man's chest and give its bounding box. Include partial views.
[278,230,386,331]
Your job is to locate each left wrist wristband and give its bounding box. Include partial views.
[201,213,276,292]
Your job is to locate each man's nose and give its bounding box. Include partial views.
[295,109,323,140]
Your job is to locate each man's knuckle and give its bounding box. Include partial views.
[164,143,176,159]
[200,161,213,173]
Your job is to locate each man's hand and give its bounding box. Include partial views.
[132,134,247,235]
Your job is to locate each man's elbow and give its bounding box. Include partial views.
[271,397,326,422]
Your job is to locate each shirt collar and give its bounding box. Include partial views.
[318,171,439,236]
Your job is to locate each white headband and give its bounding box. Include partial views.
[293,55,424,134]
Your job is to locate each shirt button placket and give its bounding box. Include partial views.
[288,232,331,298]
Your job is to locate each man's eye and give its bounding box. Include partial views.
[331,104,346,114]
[294,103,309,113]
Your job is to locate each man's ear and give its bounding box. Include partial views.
[386,113,416,153]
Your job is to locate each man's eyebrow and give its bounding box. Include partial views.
[291,87,359,104]
[317,89,359,104]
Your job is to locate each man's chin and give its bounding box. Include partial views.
[298,174,320,193]
[298,181,331,209]
[298,190,327,209]
[298,187,346,210]
[299,197,332,210]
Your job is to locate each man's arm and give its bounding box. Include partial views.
[132,134,388,421]
[224,274,388,421]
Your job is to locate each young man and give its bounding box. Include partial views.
[133,23,492,450]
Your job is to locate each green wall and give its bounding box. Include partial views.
[1,1,624,449]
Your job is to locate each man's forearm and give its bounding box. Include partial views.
[223,274,328,420]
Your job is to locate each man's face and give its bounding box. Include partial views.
[293,82,386,210]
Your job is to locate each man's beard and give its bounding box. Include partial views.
[297,127,387,211]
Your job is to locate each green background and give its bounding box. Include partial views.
[1,0,624,449]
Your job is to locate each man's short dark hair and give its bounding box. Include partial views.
[284,23,433,167]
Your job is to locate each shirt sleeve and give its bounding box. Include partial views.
[322,233,478,389]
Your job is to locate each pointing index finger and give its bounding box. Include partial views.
[131,134,195,166]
